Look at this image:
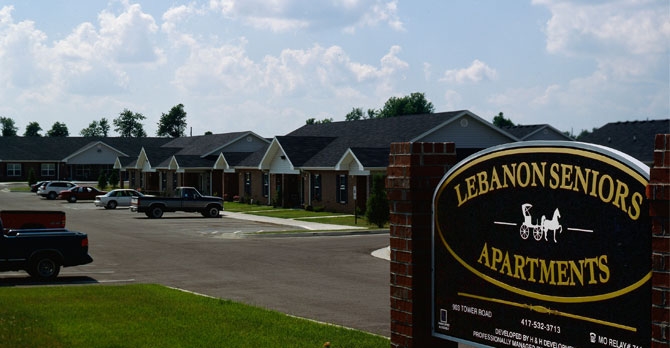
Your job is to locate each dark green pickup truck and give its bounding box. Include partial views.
[0,215,93,281]
[130,187,223,219]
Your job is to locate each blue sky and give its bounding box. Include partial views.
[0,0,667,138]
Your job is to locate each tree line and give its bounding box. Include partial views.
[0,103,188,138]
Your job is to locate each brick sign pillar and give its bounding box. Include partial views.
[388,142,457,348]
[648,134,670,347]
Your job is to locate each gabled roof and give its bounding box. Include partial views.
[340,148,390,168]
[170,155,216,169]
[0,136,171,162]
[578,119,669,164]
[163,132,247,156]
[502,124,572,141]
[280,110,517,169]
[274,136,337,167]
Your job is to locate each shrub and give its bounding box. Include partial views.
[98,171,108,190]
[365,174,389,228]
[108,170,120,189]
[27,168,37,187]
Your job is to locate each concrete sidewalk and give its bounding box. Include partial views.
[221,211,391,260]
[221,211,367,231]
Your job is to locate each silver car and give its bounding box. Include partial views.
[37,181,76,200]
[94,189,145,209]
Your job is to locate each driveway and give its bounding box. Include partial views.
[0,188,391,336]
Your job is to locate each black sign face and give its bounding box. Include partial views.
[432,141,650,348]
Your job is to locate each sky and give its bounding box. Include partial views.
[0,0,667,138]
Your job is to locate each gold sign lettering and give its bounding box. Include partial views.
[454,161,643,220]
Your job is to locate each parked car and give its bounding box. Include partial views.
[94,189,145,209]
[36,181,76,200]
[30,181,47,192]
[58,186,107,203]
[130,187,223,218]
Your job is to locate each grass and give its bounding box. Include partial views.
[224,202,388,228]
[0,284,388,348]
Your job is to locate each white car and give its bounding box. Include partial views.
[36,181,76,200]
[94,189,145,209]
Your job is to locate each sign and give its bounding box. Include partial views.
[432,141,650,348]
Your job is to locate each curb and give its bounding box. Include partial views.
[234,229,389,238]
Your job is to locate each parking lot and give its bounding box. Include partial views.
[0,187,391,336]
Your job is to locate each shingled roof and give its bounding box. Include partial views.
[280,110,516,168]
[578,119,669,164]
[502,124,571,141]
[0,136,171,161]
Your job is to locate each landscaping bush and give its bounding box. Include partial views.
[365,174,389,228]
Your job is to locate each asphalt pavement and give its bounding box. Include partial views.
[221,210,391,260]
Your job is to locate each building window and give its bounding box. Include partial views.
[244,172,251,195]
[311,174,321,201]
[337,174,348,204]
[75,165,92,180]
[41,163,55,177]
[7,163,21,177]
[263,173,269,197]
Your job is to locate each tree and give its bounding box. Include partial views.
[305,117,333,125]
[97,171,108,190]
[27,168,37,187]
[157,103,187,138]
[108,170,120,189]
[0,117,18,136]
[375,92,434,118]
[46,122,69,137]
[24,122,42,136]
[575,128,594,140]
[98,118,110,136]
[113,109,147,137]
[345,107,364,121]
[365,173,390,228]
[492,112,514,128]
[81,118,111,137]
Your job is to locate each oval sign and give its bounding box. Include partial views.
[432,141,650,347]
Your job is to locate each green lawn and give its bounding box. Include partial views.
[0,284,388,348]
[224,202,387,228]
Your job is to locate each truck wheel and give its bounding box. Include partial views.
[203,206,220,218]
[68,196,77,203]
[107,201,118,209]
[47,191,57,200]
[149,206,163,219]
[28,255,61,281]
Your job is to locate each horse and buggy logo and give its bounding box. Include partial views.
[494,203,591,243]
[519,203,562,242]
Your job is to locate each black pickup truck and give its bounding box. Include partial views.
[130,187,223,219]
[0,216,93,280]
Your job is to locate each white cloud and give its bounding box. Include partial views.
[535,0,670,56]
[97,3,164,64]
[441,60,497,84]
[0,6,54,101]
[173,41,408,100]
[209,0,404,33]
[244,16,309,32]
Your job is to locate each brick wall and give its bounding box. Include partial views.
[387,142,457,348]
[648,134,670,347]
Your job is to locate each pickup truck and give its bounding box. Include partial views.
[130,187,223,219]
[0,216,93,280]
[0,210,66,231]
